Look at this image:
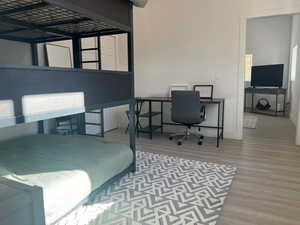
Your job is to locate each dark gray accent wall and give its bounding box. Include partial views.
[0,65,133,122]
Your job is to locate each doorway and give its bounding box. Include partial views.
[242,15,298,142]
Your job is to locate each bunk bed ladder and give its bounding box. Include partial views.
[80,36,102,70]
[85,109,105,137]
[78,36,104,137]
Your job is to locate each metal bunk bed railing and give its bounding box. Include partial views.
[0,0,135,153]
[0,0,131,43]
[0,0,135,125]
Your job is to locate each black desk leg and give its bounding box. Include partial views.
[221,100,225,140]
[136,102,140,138]
[251,89,254,113]
[217,102,221,148]
[283,92,286,116]
[161,102,164,134]
[100,108,104,137]
[244,91,247,112]
[149,101,153,139]
[275,91,278,116]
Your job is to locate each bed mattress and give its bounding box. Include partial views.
[0,134,133,225]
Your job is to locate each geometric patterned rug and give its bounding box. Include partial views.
[56,151,237,225]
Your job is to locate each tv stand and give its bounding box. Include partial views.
[244,87,287,116]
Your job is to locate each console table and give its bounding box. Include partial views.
[244,87,287,116]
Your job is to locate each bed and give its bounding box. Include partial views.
[0,134,133,225]
[0,0,136,225]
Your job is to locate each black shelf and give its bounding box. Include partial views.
[85,122,102,126]
[138,125,162,133]
[135,100,164,139]
[85,134,103,137]
[139,111,162,118]
[244,107,286,116]
[244,87,287,117]
[86,111,101,114]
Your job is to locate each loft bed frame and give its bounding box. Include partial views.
[0,0,132,43]
[0,0,135,145]
[0,0,136,224]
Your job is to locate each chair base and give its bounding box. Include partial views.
[169,127,204,145]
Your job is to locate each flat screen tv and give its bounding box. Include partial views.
[251,64,284,87]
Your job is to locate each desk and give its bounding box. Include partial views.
[135,97,225,147]
[244,87,287,116]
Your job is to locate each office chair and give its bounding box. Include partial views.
[169,90,205,145]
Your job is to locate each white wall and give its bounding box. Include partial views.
[0,39,32,65]
[134,0,241,138]
[245,15,292,110]
[290,15,300,127]
[133,0,300,139]
[246,15,292,88]
[0,39,38,141]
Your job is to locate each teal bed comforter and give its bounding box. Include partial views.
[0,134,133,225]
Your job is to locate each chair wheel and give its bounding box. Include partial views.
[169,137,173,140]
[177,141,182,146]
[198,141,203,145]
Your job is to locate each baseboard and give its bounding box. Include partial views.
[225,131,242,140]
[290,113,297,127]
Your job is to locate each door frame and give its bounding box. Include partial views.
[236,6,300,141]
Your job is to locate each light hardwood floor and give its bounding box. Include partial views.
[107,114,300,225]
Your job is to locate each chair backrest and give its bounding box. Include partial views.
[171,90,203,125]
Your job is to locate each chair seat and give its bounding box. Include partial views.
[175,117,205,126]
